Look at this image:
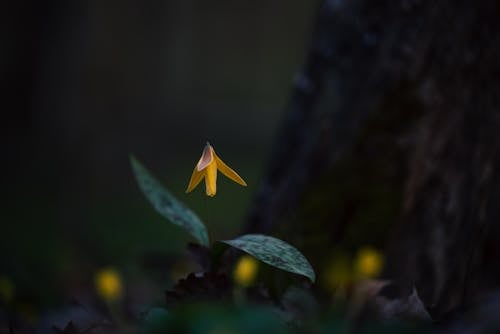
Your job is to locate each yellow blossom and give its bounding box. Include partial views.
[186,142,247,197]
[94,268,123,302]
[0,276,15,303]
[323,255,351,292]
[354,247,383,279]
[233,255,258,287]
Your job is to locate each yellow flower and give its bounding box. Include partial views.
[233,255,258,287]
[323,256,351,292]
[186,142,247,197]
[354,247,384,279]
[94,268,123,302]
[0,276,15,303]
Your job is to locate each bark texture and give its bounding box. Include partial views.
[244,0,500,319]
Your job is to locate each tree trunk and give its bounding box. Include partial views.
[244,0,500,319]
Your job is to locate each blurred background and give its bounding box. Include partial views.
[1,0,320,312]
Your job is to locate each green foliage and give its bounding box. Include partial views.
[142,304,289,334]
[222,234,316,283]
[139,302,425,334]
[130,155,209,246]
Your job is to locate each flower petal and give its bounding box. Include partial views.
[205,162,217,196]
[214,152,247,186]
[196,144,214,171]
[186,167,205,193]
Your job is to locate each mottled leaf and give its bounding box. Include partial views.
[130,156,209,246]
[221,234,315,283]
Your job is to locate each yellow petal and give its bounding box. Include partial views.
[214,152,247,186]
[354,247,384,279]
[95,268,123,302]
[233,255,258,287]
[196,143,214,171]
[186,166,205,193]
[205,161,217,196]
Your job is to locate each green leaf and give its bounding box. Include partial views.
[221,234,315,283]
[130,155,209,246]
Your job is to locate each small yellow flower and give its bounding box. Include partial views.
[186,142,247,197]
[322,255,351,293]
[233,255,258,287]
[0,276,15,303]
[354,247,384,279]
[94,268,123,302]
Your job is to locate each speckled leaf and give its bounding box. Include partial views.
[130,156,209,246]
[221,234,315,283]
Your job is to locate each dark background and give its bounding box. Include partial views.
[1,0,319,309]
[4,1,500,331]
